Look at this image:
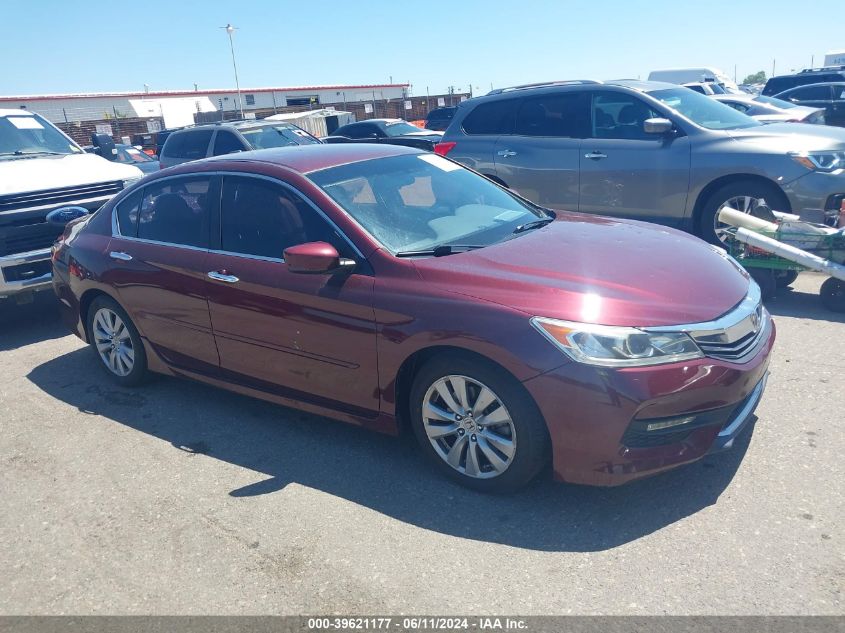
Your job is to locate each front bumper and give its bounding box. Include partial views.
[0,248,53,298]
[782,169,845,220]
[523,320,775,486]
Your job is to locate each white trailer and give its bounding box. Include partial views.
[824,50,845,66]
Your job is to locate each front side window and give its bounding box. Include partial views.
[220,176,346,259]
[514,92,588,138]
[789,85,832,101]
[138,177,212,248]
[343,124,379,139]
[591,93,661,140]
[309,153,547,254]
[649,88,760,130]
[163,130,213,159]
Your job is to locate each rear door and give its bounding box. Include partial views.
[104,175,220,370]
[204,174,379,418]
[578,91,691,225]
[493,91,588,211]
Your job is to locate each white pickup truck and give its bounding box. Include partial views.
[0,109,144,301]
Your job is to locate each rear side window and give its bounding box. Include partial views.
[461,99,518,135]
[115,189,143,237]
[138,177,214,248]
[213,130,245,156]
[162,130,213,159]
[220,176,348,259]
[515,92,588,138]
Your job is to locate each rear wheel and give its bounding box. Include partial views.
[87,296,148,386]
[699,180,789,244]
[774,270,799,288]
[410,353,550,493]
[820,278,845,312]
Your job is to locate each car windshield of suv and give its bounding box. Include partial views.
[0,113,82,158]
[239,125,320,149]
[309,153,547,254]
[384,121,424,136]
[754,95,798,110]
[649,87,761,130]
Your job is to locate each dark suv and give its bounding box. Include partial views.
[159,120,321,169]
[762,67,845,96]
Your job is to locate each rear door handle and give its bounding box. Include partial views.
[109,251,132,261]
[584,151,607,160]
[207,270,239,283]
[497,149,517,157]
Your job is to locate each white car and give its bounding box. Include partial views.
[711,94,827,125]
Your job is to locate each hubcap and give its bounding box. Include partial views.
[92,308,134,377]
[714,195,767,242]
[422,375,516,479]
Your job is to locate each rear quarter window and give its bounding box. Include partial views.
[162,130,213,159]
[461,99,518,135]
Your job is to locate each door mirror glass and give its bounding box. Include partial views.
[47,206,89,225]
[643,117,674,134]
[284,242,343,273]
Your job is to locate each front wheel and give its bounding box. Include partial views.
[699,181,789,244]
[87,296,148,386]
[409,353,550,493]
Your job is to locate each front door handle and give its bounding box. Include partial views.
[207,270,239,283]
[497,149,517,157]
[109,251,132,261]
[584,151,607,160]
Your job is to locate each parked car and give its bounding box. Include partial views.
[762,67,845,96]
[437,79,845,242]
[325,119,442,151]
[424,106,458,131]
[773,82,845,127]
[0,109,143,302]
[159,121,321,169]
[648,68,740,93]
[85,143,160,173]
[683,82,726,95]
[711,94,826,125]
[51,144,774,492]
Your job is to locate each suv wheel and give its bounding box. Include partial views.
[699,181,789,244]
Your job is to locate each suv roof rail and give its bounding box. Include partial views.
[487,79,602,95]
[799,65,845,73]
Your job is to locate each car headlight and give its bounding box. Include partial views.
[789,151,845,172]
[530,317,703,367]
[122,176,143,190]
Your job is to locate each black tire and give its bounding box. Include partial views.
[820,278,845,312]
[86,295,149,386]
[409,352,550,493]
[774,270,799,288]
[748,268,777,300]
[699,180,789,244]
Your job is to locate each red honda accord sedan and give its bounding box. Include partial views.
[51,144,774,492]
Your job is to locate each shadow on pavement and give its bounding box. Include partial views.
[764,279,845,323]
[0,293,68,352]
[28,347,753,552]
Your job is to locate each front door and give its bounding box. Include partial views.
[204,175,379,419]
[578,91,691,226]
[104,175,219,370]
[492,91,588,211]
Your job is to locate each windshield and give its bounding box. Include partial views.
[649,88,761,130]
[754,94,798,110]
[384,121,425,137]
[239,124,320,149]
[0,113,82,157]
[308,153,546,254]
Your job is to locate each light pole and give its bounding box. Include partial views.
[221,23,244,119]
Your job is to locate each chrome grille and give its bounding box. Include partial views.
[0,181,123,214]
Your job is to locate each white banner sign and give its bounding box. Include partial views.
[95,123,113,136]
[404,100,412,110]
[437,97,446,107]
[364,103,373,114]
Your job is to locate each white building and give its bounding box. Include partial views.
[0,84,410,129]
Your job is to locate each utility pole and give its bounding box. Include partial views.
[221,24,244,119]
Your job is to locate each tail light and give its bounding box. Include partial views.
[434,141,457,156]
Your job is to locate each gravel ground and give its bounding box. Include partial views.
[0,272,842,615]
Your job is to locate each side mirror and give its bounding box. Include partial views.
[283,242,355,274]
[91,133,117,160]
[46,206,89,226]
[643,117,674,135]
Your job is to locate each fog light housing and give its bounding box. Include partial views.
[646,415,696,432]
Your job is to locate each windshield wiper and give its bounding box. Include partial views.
[0,150,66,157]
[512,218,554,234]
[395,244,485,258]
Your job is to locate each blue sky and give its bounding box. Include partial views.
[2,0,843,96]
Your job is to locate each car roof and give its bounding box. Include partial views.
[202,142,421,173]
[482,79,679,98]
[778,81,845,92]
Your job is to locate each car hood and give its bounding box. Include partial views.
[0,152,143,195]
[726,121,845,151]
[412,215,751,328]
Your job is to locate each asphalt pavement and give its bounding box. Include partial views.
[0,273,842,615]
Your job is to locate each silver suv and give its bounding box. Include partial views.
[437,79,845,242]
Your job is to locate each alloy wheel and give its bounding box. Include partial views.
[92,307,135,377]
[421,375,517,479]
[714,195,767,242]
